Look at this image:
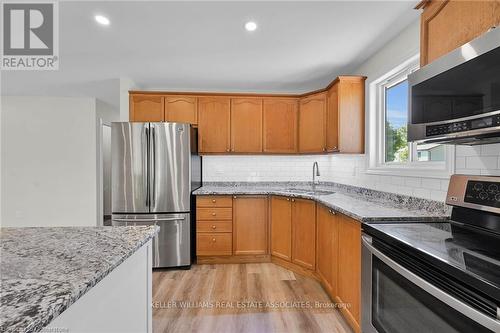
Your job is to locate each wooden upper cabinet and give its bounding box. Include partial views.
[298,93,326,153]
[337,77,365,154]
[164,96,197,125]
[270,196,292,261]
[233,196,268,255]
[316,205,338,297]
[337,214,361,332]
[326,84,339,152]
[291,198,316,270]
[129,94,164,122]
[198,97,231,153]
[231,98,263,153]
[418,0,500,66]
[263,98,298,153]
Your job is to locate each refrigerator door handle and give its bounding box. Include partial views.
[152,126,156,208]
[112,217,186,223]
[144,125,150,207]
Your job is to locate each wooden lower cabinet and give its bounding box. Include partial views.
[196,233,232,256]
[233,196,268,255]
[291,198,316,270]
[270,196,292,261]
[316,204,338,297]
[336,213,361,332]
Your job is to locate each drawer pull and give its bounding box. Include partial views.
[212,238,216,242]
[331,210,336,215]
[212,225,216,229]
[212,212,216,216]
[286,198,290,201]
[212,199,216,203]
[291,199,295,202]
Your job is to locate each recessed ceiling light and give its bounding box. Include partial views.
[95,15,110,26]
[245,21,257,32]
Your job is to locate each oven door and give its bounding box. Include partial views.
[361,234,500,333]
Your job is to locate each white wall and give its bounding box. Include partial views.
[1,96,99,226]
[202,20,500,202]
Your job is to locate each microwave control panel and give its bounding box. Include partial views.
[465,180,500,208]
[426,114,500,137]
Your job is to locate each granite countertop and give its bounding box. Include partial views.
[194,182,450,223]
[0,226,159,333]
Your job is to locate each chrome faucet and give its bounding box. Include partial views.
[312,161,320,187]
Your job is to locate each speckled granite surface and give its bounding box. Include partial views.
[0,226,159,333]
[194,182,451,222]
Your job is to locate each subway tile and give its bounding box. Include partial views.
[456,145,481,157]
[421,178,442,190]
[455,156,466,169]
[430,190,447,202]
[480,144,500,156]
[466,156,498,170]
[404,177,421,188]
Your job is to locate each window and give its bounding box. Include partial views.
[367,55,454,178]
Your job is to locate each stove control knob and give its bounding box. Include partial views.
[495,193,500,202]
[479,192,489,200]
[474,183,483,191]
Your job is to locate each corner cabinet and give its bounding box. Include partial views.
[270,196,316,270]
[418,0,500,66]
[298,93,327,153]
[197,97,231,153]
[316,204,338,297]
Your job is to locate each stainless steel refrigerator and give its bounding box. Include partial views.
[111,122,201,268]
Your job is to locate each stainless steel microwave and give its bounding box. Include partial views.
[408,27,500,145]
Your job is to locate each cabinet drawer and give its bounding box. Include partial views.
[197,233,232,256]
[197,196,233,208]
[197,208,232,220]
[197,221,233,233]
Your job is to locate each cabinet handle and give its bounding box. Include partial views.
[291,199,295,202]
[331,210,336,215]
[286,198,290,201]
[233,196,237,199]
[212,225,216,229]
[212,199,216,203]
[212,212,216,216]
[333,146,337,150]
[212,238,216,242]
[226,148,230,152]
[328,210,332,213]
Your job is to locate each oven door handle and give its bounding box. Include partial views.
[361,235,500,331]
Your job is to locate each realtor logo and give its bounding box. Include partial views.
[1,1,59,70]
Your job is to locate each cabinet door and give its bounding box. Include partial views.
[198,97,231,153]
[316,205,338,297]
[129,95,164,122]
[165,96,197,125]
[233,196,268,255]
[270,196,292,261]
[263,98,298,153]
[298,93,326,153]
[326,84,339,152]
[337,214,361,330]
[291,198,316,270]
[420,0,500,66]
[231,98,263,153]
[338,79,365,154]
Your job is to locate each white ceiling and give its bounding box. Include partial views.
[1,1,419,108]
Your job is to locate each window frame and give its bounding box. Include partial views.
[367,54,455,179]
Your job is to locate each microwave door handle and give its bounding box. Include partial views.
[361,236,500,331]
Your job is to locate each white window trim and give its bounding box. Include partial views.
[366,54,455,179]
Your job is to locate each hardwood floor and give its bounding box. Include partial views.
[153,263,352,333]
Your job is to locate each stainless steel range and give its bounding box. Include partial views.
[111,122,201,268]
[362,175,500,333]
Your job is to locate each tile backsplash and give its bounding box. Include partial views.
[202,143,500,202]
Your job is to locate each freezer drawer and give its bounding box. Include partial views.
[111,213,191,268]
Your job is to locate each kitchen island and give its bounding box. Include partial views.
[0,226,158,333]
